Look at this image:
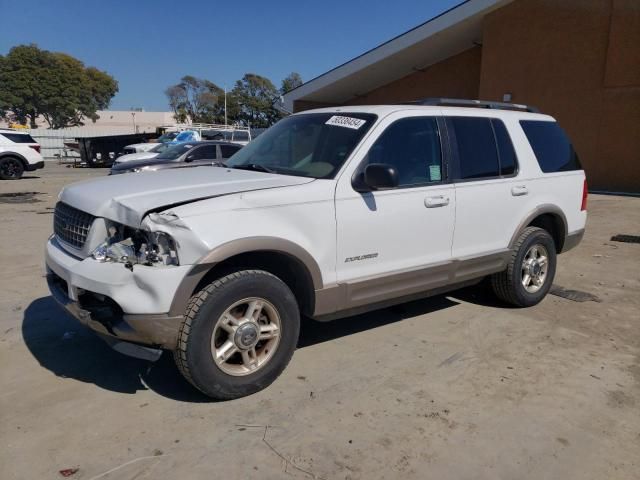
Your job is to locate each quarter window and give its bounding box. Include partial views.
[362,117,442,187]
[520,120,582,172]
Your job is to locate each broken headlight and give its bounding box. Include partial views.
[91,221,179,266]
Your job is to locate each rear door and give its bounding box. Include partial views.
[446,115,526,258]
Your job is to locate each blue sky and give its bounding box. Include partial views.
[1,0,460,111]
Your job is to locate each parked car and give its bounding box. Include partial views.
[0,129,44,179]
[113,142,170,164]
[201,127,251,145]
[110,141,242,175]
[46,99,587,400]
[121,132,180,155]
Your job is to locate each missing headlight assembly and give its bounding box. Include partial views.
[91,220,179,267]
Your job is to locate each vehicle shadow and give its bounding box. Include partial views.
[23,293,460,402]
[22,296,211,402]
[298,294,458,348]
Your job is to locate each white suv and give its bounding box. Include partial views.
[45,99,587,399]
[0,129,44,179]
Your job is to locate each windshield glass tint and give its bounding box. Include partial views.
[226,113,377,178]
[150,143,169,153]
[156,143,193,160]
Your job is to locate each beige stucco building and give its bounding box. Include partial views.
[285,0,639,193]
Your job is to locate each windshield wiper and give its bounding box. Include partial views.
[210,161,228,167]
[231,163,276,174]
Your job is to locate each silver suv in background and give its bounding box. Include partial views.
[110,141,242,175]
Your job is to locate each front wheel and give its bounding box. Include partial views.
[491,227,557,307]
[174,270,300,400]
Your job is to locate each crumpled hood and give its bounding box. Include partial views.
[59,166,313,226]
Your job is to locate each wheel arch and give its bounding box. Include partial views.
[509,204,568,253]
[170,237,322,317]
[0,152,28,168]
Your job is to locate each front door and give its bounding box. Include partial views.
[334,114,455,308]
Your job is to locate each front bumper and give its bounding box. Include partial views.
[45,236,190,349]
[25,160,45,171]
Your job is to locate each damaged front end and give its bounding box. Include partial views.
[91,220,179,269]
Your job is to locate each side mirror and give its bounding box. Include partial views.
[185,154,195,162]
[353,163,399,192]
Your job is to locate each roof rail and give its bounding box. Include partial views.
[405,98,540,113]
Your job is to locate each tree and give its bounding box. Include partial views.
[165,76,225,124]
[0,44,118,129]
[232,73,282,128]
[281,72,303,94]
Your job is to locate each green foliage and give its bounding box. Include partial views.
[165,76,225,124]
[281,72,303,94]
[231,73,282,128]
[0,44,118,129]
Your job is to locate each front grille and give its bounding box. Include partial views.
[54,202,95,249]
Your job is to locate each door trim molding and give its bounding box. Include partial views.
[313,249,510,318]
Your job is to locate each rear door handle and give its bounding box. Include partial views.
[511,185,528,196]
[424,196,450,208]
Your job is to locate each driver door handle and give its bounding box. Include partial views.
[425,196,450,208]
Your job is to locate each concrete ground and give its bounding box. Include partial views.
[1,164,639,480]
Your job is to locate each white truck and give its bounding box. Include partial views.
[45,99,587,399]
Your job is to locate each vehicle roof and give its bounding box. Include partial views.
[181,140,242,146]
[298,104,554,121]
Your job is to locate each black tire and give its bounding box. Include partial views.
[0,157,25,180]
[491,227,557,307]
[174,270,300,400]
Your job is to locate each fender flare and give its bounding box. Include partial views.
[169,236,323,317]
[508,204,568,251]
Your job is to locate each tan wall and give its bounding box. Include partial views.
[479,0,640,192]
[347,47,482,105]
[293,47,482,113]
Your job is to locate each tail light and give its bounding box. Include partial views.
[581,178,588,211]
[29,145,41,154]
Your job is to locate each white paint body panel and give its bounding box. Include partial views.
[46,105,587,318]
[0,130,43,166]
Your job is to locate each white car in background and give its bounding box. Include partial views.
[0,129,45,179]
[121,132,180,155]
[113,142,170,164]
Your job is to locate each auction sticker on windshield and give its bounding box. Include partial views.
[325,116,367,130]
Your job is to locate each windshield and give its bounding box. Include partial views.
[157,132,178,143]
[156,143,194,160]
[226,113,376,178]
[150,143,170,153]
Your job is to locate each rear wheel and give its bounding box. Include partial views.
[174,270,300,400]
[491,227,556,307]
[0,157,24,180]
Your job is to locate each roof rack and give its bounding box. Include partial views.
[404,98,540,113]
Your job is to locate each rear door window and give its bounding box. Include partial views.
[492,119,517,176]
[450,117,500,179]
[520,120,581,172]
[188,145,217,160]
[2,132,36,143]
[220,145,241,158]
